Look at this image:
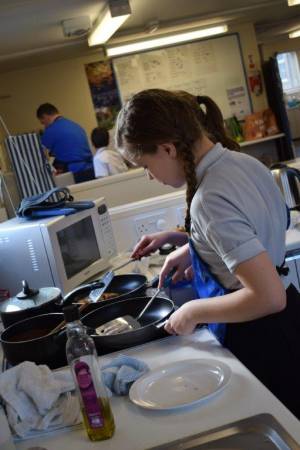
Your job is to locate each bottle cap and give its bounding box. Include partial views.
[63,304,80,323]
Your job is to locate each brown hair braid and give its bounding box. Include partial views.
[180,144,198,233]
[116,88,237,233]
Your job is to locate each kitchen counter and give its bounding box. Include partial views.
[15,328,300,450]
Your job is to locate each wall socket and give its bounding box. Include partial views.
[135,212,166,238]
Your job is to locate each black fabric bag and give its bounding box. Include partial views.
[17,187,94,219]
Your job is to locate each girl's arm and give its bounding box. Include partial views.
[131,231,188,259]
[165,251,287,335]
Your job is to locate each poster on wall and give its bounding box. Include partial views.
[85,60,121,129]
[226,86,250,120]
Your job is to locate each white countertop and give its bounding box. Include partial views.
[15,328,300,450]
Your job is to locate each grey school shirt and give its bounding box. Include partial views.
[190,143,287,291]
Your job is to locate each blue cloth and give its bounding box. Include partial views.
[101,355,149,396]
[41,117,93,173]
[189,239,229,344]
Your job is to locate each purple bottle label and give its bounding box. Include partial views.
[74,360,104,429]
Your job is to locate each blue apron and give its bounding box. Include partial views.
[189,205,291,345]
[188,207,300,419]
[189,238,229,344]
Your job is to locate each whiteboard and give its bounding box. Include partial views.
[112,34,252,120]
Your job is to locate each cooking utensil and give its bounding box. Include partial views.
[48,272,114,335]
[92,258,135,297]
[0,313,68,369]
[0,280,62,329]
[95,272,173,336]
[72,273,149,316]
[81,295,175,353]
[96,287,163,336]
[77,258,135,307]
[270,163,300,210]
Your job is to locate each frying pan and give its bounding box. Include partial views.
[81,295,175,353]
[65,273,150,314]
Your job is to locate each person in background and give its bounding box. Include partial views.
[116,88,300,418]
[91,126,128,178]
[36,103,95,184]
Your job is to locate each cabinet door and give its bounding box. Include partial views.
[285,258,300,291]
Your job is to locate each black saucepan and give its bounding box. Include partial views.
[0,313,67,369]
[81,295,175,353]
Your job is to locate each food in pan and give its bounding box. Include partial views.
[101,292,119,300]
[77,292,119,304]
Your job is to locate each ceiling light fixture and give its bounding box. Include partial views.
[288,0,300,5]
[289,29,300,38]
[106,24,228,57]
[88,0,131,46]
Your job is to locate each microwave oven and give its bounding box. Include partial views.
[0,197,117,296]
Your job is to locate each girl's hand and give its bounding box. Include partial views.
[164,301,199,335]
[158,244,191,288]
[131,232,173,259]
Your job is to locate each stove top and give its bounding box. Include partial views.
[0,252,196,372]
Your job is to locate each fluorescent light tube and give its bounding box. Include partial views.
[106,25,228,57]
[88,2,130,46]
[288,0,300,5]
[289,29,300,38]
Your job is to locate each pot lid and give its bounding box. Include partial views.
[0,280,61,314]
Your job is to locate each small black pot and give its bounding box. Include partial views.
[0,281,62,329]
[0,313,67,369]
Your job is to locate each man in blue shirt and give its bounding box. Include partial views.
[36,103,95,183]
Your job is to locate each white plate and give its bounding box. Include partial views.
[129,358,231,410]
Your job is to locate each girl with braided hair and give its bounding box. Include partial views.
[116,88,300,418]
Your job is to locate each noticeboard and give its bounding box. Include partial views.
[112,33,252,120]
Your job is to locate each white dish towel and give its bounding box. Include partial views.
[0,361,81,438]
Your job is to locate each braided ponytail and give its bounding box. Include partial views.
[181,148,198,233]
[196,95,240,151]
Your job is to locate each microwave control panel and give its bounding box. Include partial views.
[98,204,117,259]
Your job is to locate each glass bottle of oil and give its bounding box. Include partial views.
[63,305,115,441]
